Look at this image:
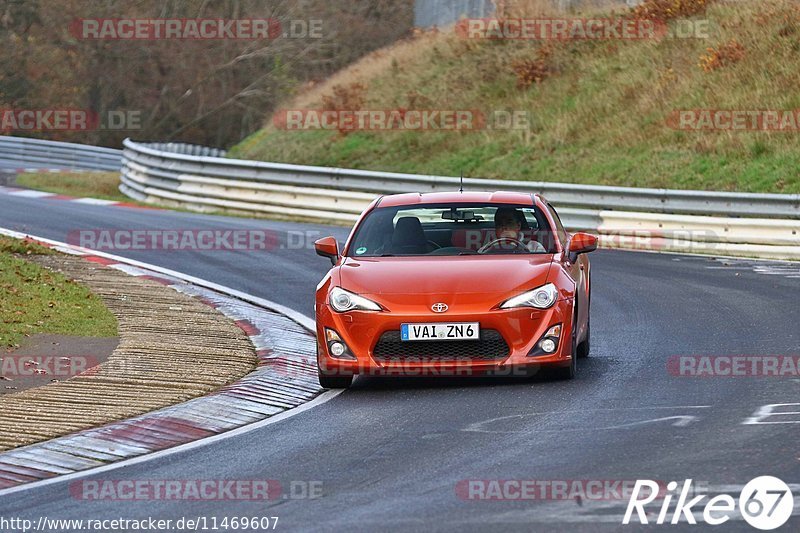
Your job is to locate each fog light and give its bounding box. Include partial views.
[527,323,563,357]
[330,342,346,357]
[323,328,356,360]
[540,338,557,353]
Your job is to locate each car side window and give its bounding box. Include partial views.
[546,203,568,247]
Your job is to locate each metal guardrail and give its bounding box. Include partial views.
[121,138,800,220]
[139,142,227,158]
[0,136,122,172]
[2,136,795,259]
[120,138,800,260]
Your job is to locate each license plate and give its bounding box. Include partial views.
[400,322,480,341]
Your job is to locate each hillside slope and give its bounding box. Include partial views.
[230,0,800,193]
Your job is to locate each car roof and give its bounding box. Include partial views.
[377,191,537,208]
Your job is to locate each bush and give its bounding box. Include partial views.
[512,45,553,89]
[320,83,368,135]
[699,39,746,71]
[631,0,715,22]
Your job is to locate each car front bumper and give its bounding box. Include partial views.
[316,298,576,377]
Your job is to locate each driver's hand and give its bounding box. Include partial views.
[526,241,545,252]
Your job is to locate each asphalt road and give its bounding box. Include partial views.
[0,186,798,532]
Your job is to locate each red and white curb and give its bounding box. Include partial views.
[0,185,156,210]
[0,228,330,495]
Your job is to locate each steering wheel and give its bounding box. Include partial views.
[477,237,527,254]
[427,240,442,250]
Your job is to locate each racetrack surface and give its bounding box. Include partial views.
[1,183,798,532]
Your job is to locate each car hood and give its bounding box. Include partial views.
[338,255,554,307]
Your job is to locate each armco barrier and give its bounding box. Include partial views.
[119,138,800,260]
[0,137,225,173]
[0,136,122,171]
[2,136,796,260]
[120,139,800,220]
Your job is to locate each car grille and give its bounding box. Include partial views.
[372,329,510,362]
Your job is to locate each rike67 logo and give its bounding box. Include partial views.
[623,477,794,530]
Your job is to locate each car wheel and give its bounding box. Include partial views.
[317,367,353,389]
[552,308,578,380]
[577,313,590,359]
[577,281,591,359]
[553,354,576,380]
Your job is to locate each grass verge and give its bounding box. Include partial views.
[15,172,129,201]
[230,0,800,194]
[10,172,309,222]
[0,236,118,349]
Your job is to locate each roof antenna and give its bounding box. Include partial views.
[459,171,464,193]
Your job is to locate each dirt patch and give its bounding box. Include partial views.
[0,253,257,452]
[1,334,118,395]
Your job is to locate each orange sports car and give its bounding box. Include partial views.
[314,191,597,388]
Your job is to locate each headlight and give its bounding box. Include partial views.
[329,287,382,312]
[500,283,558,309]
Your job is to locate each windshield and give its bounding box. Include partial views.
[347,203,557,257]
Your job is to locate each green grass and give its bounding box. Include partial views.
[11,171,333,222]
[0,237,118,348]
[15,172,128,201]
[229,0,800,194]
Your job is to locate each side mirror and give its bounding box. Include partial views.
[315,236,340,265]
[567,232,597,261]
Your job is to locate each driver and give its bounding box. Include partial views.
[494,207,523,240]
[486,207,544,253]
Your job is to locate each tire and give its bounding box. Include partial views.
[318,366,353,389]
[552,307,578,380]
[552,355,576,380]
[577,313,590,359]
[577,280,591,359]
